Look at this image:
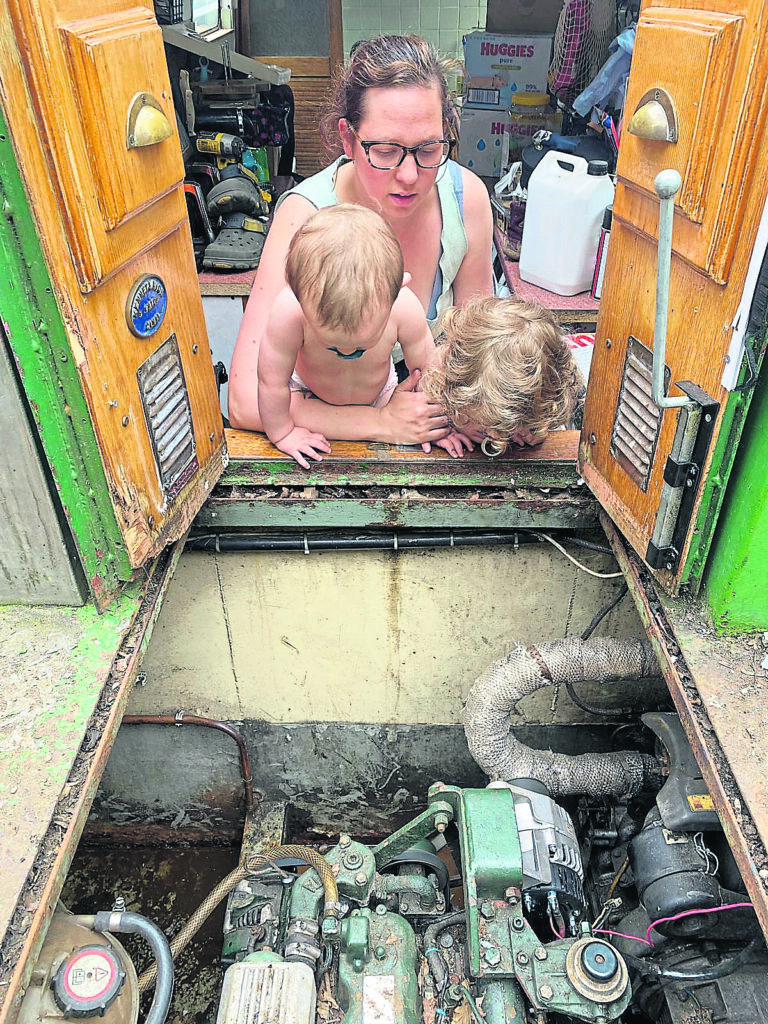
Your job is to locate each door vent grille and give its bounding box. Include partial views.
[610,335,668,491]
[137,334,198,497]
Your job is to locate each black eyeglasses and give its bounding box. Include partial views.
[349,126,450,170]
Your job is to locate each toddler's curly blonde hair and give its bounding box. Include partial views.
[421,297,585,448]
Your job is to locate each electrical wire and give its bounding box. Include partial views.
[645,902,754,945]
[531,532,625,579]
[459,985,486,1024]
[594,928,653,947]
[593,858,629,928]
[581,583,629,640]
[623,936,763,982]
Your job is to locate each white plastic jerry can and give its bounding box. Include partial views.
[519,150,615,296]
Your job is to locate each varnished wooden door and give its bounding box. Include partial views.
[580,0,768,593]
[0,0,226,582]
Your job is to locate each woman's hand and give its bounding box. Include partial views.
[380,370,451,450]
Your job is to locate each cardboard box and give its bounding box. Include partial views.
[462,31,553,109]
[457,106,510,177]
[486,0,565,35]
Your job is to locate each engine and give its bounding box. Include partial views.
[216,714,767,1024]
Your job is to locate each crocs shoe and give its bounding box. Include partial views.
[202,212,267,271]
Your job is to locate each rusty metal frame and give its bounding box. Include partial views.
[0,539,184,1024]
[601,511,768,938]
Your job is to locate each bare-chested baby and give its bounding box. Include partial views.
[257,203,470,468]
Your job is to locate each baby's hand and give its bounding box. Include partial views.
[274,426,331,469]
[510,427,545,447]
[435,431,475,459]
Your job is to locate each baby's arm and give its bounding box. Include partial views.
[394,287,438,374]
[258,291,331,469]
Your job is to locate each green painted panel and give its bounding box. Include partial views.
[0,102,131,600]
[681,344,766,591]
[704,362,768,632]
[195,497,598,530]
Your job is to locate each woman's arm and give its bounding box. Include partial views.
[452,167,495,306]
[228,193,317,430]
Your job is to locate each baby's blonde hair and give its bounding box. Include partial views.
[286,204,404,332]
[422,296,584,447]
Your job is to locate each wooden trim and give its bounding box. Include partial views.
[328,0,343,73]
[237,0,251,57]
[259,55,330,76]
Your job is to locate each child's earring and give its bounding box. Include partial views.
[481,437,507,458]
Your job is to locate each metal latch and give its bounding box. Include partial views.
[646,381,719,573]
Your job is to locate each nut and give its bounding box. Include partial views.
[540,984,553,1001]
[534,946,547,961]
[354,872,367,886]
[483,946,501,966]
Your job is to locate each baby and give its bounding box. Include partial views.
[259,203,460,467]
[421,296,585,455]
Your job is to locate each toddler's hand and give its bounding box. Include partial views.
[436,431,475,459]
[510,428,545,447]
[274,427,331,469]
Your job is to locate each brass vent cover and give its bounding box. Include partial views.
[137,333,198,497]
[610,335,668,491]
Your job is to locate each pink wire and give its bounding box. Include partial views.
[594,928,653,947]
[594,902,754,950]
[645,902,754,945]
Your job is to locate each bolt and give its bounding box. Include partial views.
[109,400,119,408]
[374,945,387,960]
[605,338,612,348]
[512,917,524,931]
[704,413,712,423]
[209,432,215,442]
[534,946,547,961]
[517,952,529,965]
[400,901,409,913]
[122,415,129,427]
[484,946,501,966]
[375,904,387,916]
[666,562,673,571]
[434,811,450,833]
[339,834,351,848]
[540,984,553,1001]
[439,932,454,949]
[505,886,521,905]
[354,872,367,886]
[480,901,496,920]
[589,432,597,445]
[192,344,199,354]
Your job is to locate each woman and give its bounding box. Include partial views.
[228,35,494,448]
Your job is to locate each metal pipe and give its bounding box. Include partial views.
[651,169,693,409]
[121,714,253,810]
[186,531,544,553]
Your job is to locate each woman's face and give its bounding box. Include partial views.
[341,84,445,221]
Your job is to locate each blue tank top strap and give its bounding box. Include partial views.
[447,159,464,217]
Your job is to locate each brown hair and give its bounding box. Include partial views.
[421,297,585,448]
[321,35,459,154]
[285,204,404,332]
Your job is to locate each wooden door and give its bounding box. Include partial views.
[0,0,226,584]
[580,0,768,593]
[248,0,343,176]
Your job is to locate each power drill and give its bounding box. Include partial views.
[195,131,246,159]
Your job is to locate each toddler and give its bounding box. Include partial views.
[259,203,463,467]
[421,296,585,456]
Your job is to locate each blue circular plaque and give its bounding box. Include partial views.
[126,274,168,338]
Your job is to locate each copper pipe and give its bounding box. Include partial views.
[122,714,254,809]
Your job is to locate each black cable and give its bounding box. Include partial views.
[581,583,629,640]
[624,936,762,982]
[563,536,614,555]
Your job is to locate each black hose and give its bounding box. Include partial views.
[563,536,614,555]
[581,583,629,641]
[424,910,465,991]
[94,911,174,1024]
[624,936,763,982]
